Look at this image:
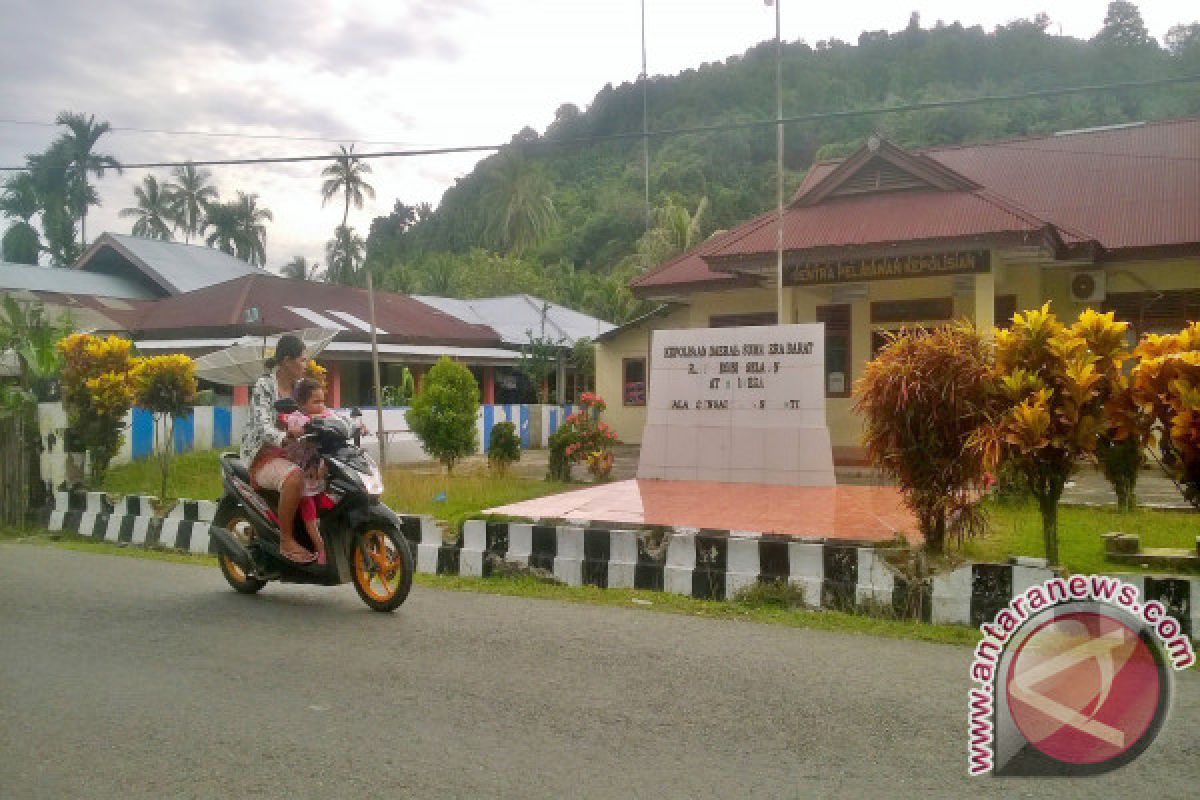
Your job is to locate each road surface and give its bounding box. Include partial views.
[1,544,1196,798]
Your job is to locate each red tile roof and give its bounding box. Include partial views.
[633,117,1200,295]
[125,274,501,345]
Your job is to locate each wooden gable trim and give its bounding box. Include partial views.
[793,137,979,208]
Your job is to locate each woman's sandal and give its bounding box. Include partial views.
[280,546,317,565]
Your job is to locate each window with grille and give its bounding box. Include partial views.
[622,358,646,406]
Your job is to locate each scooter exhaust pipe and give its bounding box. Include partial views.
[209,525,257,576]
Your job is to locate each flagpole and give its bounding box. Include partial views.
[366,270,388,469]
[641,0,650,230]
[773,0,785,324]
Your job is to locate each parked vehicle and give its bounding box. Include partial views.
[210,401,413,612]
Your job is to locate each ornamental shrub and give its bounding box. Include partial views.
[487,420,521,474]
[971,305,1132,566]
[546,392,617,482]
[1128,322,1200,509]
[854,321,997,554]
[131,354,198,500]
[57,333,137,486]
[306,359,328,388]
[406,356,479,473]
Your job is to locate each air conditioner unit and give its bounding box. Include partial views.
[1070,270,1106,304]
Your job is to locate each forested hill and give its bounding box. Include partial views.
[364,6,1200,324]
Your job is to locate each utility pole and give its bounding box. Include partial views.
[366,270,387,469]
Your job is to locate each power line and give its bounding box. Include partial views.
[3,73,1198,172]
[0,117,427,147]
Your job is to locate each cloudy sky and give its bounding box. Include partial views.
[1,0,1192,269]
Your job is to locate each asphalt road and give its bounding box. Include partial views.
[1,544,1197,799]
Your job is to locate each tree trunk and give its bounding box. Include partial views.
[342,193,349,229]
[1115,479,1137,513]
[1037,492,1060,567]
[80,207,87,249]
[923,511,946,555]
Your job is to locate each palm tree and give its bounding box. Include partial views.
[54,111,122,247]
[25,141,80,265]
[325,225,365,285]
[166,163,217,243]
[232,192,273,266]
[623,196,710,272]
[320,144,375,228]
[584,269,645,325]
[0,296,66,391]
[0,172,42,264]
[201,200,241,257]
[118,175,174,241]
[654,196,708,254]
[480,153,558,256]
[280,255,324,281]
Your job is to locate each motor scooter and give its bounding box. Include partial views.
[210,401,413,612]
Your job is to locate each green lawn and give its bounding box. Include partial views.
[380,467,570,529]
[961,499,1198,575]
[100,450,571,525]
[101,449,225,500]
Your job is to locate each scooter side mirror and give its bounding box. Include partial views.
[350,407,363,447]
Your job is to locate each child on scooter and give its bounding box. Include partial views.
[279,378,333,565]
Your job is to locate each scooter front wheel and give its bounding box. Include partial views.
[214,505,268,595]
[351,523,413,612]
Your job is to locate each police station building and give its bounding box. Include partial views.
[595,117,1200,464]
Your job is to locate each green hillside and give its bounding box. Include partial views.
[364,6,1200,324]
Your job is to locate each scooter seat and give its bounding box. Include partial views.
[223,454,252,484]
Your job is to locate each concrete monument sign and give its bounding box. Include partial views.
[637,324,835,486]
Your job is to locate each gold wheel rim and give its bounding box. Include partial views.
[354,529,403,602]
[223,517,255,582]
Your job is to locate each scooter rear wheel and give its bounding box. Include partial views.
[215,508,268,595]
[351,523,413,612]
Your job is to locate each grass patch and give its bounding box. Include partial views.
[98,450,570,528]
[380,466,570,525]
[4,528,218,566]
[101,449,224,501]
[415,573,978,646]
[962,498,1198,574]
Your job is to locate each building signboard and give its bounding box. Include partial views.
[785,249,990,286]
[637,324,835,485]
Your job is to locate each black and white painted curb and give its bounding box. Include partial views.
[43,507,216,555]
[458,520,666,589]
[33,495,1200,635]
[440,520,1200,633]
[51,490,217,523]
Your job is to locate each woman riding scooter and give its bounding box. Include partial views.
[239,334,315,564]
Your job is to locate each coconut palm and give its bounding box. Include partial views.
[325,225,365,285]
[0,172,42,264]
[232,191,273,266]
[634,196,709,269]
[280,255,324,281]
[201,200,241,257]
[54,111,122,246]
[320,144,375,228]
[166,163,217,243]
[480,153,558,256]
[118,175,174,241]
